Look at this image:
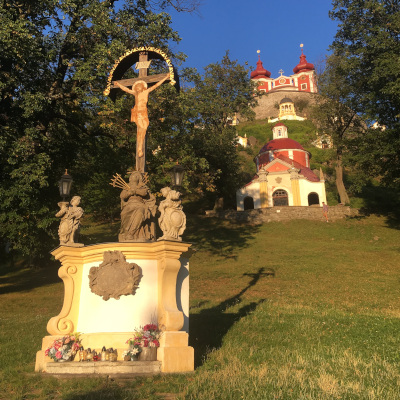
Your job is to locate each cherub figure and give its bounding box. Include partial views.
[158,187,186,241]
[115,74,169,158]
[56,196,84,246]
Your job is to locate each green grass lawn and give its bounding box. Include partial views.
[1,214,400,399]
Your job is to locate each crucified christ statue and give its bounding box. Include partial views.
[115,74,169,159]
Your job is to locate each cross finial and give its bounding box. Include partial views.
[279,69,284,76]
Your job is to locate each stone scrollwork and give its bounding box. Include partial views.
[89,251,142,301]
[57,318,74,334]
[158,256,184,331]
[47,263,78,335]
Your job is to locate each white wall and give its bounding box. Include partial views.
[76,259,158,333]
[236,182,261,211]
[299,180,327,206]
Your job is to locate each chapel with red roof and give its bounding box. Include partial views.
[236,123,327,210]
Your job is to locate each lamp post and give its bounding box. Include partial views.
[170,163,185,190]
[58,169,73,201]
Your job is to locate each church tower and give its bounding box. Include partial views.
[250,45,317,94]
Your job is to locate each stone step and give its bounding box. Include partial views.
[45,360,161,375]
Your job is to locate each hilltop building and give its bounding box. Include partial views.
[250,46,319,121]
[236,123,327,210]
[268,97,306,123]
[251,45,317,94]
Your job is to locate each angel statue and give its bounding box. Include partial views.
[158,187,186,241]
[55,196,84,246]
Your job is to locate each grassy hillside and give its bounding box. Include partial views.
[1,214,400,399]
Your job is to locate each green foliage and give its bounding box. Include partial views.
[237,120,271,144]
[327,0,400,187]
[0,0,183,260]
[145,53,258,208]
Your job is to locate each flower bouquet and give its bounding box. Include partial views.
[132,324,162,361]
[45,333,81,362]
[124,337,142,361]
[133,323,162,348]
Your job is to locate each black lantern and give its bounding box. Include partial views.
[170,163,185,189]
[58,170,73,201]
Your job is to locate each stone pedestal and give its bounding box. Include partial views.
[35,241,194,374]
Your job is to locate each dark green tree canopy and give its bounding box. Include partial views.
[329,0,400,127]
[0,1,256,262]
[326,0,400,189]
[0,0,183,261]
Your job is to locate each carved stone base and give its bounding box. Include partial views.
[38,241,194,374]
[36,332,194,373]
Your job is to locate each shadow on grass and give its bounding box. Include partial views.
[79,222,121,244]
[185,215,261,258]
[190,267,270,368]
[0,261,60,295]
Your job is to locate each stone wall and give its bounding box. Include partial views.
[253,91,319,120]
[205,206,357,224]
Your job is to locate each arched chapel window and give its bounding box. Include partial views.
[273,189,288,206]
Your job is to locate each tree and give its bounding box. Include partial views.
[311,55,365,204]
[186,53,258,208]
[123,53,258,210]
[146,53,258,209]
[327,0,400,187]
[0,0,185,262]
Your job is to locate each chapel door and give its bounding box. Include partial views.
[273,189,288,206]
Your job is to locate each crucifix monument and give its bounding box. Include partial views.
[35,47,193,375]
[104,47,178,172]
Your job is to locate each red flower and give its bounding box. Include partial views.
[153,339,160,347]
[55,351,62,359]
[143,324,157,331]
[45,349,49,356]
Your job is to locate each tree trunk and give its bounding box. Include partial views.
[335,155,350,205]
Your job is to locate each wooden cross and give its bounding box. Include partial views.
[111,52,170,173]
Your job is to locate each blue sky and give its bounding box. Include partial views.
[169,0,338,77]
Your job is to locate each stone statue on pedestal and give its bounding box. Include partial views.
[118,171,157,242]
[158,187,186,241]
[56,196,84,246]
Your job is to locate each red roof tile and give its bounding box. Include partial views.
[276,155,320,182]
[259,138,305,153]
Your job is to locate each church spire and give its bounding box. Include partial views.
[251,50,271,79]
[293,44,315,74]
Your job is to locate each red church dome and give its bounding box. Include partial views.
[251,55,271,79]
[259,138,305,154]
[293,46,314,74]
